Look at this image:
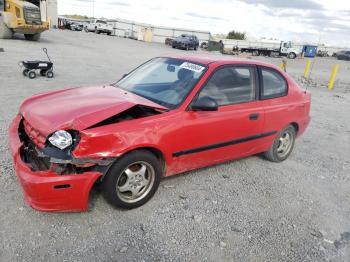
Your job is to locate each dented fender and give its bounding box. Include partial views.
[72,117,174,173]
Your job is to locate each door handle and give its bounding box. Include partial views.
[249,113,259,120]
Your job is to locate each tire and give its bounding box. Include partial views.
[24,33,41,41]
[0,18,13,39]
[28,71,36,79]
[264,125,296,162]
[107,31,111,36]
[46,70,54,78]
[22,69,29,76]
[172,45,175,49]
[288,52,296,59]
[194,46,198,51]
[40,69,47,76]
[185,45,189,51]
[102,150,161,209]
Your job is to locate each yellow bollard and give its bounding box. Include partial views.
[303,59,312,78]
[279,59,287,72]
[328,64,339,90]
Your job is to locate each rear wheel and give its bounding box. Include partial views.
[40,69,47,76]
[0,18,13,39]
[264,125,296,162]
[22,69,29,76]
[252,50,260,56]
[102,150,161,209]
[24,33,41,41]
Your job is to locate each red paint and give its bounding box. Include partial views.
[9,56,311,212]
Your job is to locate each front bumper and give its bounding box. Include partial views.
[172,42,187,48]
[13,22,49,34]
[8,115,103,212]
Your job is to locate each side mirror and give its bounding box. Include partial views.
[191,96,218,111]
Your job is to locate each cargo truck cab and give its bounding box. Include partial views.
[0,0,49,40]
[280,41,301,59]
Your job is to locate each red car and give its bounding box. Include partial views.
[9,55,311,212]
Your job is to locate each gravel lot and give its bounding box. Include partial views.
[0,30,350,262]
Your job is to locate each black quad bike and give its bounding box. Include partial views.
[20,48,54,79]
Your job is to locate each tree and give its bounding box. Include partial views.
[226,30,246,40]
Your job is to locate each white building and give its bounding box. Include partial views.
[108,18,211,44]
[40,0,58,28]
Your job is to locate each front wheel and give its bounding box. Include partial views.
[0,18,13,39]
[24,33,41,41]
[288,52,297,59]
[264,125,296,162]
[22,69,29,76]
[102,150,161,209]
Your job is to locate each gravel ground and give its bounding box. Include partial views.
[0,30,350,262]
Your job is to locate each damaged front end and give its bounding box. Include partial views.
[18,118,114,176]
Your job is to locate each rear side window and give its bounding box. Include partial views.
[260,68,287,99]
[197,66,256,106]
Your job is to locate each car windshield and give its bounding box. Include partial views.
[115,58,207,109]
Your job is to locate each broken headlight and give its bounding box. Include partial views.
[48,130,73,150]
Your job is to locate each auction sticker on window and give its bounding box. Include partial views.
[179,62,205,73]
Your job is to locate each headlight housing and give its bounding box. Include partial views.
[48,130,73,150]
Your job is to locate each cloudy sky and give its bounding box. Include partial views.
[58,0,350,47]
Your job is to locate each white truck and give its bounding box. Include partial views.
[240,41,301,59]
[84,19,113,35]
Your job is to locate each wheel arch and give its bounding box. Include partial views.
[114,146,167,176]
[289,122,299,134]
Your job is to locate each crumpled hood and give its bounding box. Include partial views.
[20,85,165,136]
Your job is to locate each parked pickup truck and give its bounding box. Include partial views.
[172,34,199,51]
[84,19,113,35]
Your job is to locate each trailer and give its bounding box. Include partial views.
[240,41,302,59]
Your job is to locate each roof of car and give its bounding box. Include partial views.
[163,54,279,68]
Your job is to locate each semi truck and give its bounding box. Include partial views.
[240,41,301,59]
[0,0,49,41]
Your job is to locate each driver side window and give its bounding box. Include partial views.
[197,66,256,106]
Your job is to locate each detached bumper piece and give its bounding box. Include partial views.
[8,115,105,212]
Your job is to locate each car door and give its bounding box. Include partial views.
[258,66,296,149]
[171,65,267,173]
